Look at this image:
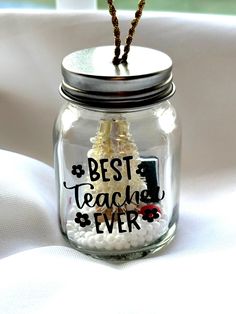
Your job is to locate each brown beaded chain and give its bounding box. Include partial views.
[107,0,146,65]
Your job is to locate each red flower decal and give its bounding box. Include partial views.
[139,204,161,223]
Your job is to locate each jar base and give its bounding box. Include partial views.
[68,222,177,261]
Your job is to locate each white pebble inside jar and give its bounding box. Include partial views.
[66,205,169,251]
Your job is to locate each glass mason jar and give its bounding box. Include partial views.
[54,46,181,260]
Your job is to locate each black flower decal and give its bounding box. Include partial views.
[75,212,91,227]
[136,163,149,177]
[142,208,160,223]
[71,164,85,178]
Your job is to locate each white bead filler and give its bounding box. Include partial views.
[66,206,169,251]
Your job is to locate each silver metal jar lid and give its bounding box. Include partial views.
[60,46,175,109]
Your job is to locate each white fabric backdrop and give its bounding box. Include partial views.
[0,11,236,314]
[0,150,68,258]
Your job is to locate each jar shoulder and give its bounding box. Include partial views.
[54,100,181,139]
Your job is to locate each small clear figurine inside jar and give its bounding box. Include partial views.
[54,46,181,260]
